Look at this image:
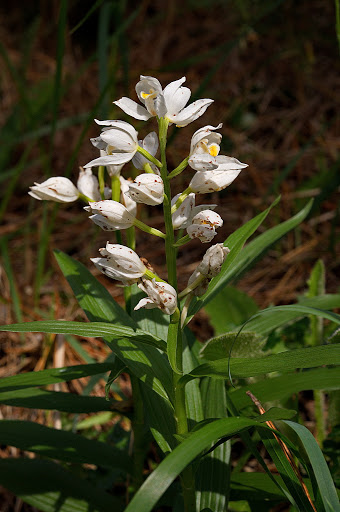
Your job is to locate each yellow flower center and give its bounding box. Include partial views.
[209,144,219,157]
[141,88,156,100]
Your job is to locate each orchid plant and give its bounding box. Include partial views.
[1,75,339,512]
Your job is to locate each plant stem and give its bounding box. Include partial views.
[143,162,155,174]
[171,186,192,214]
[111,175,120,201]
[136,145,162,168]
[158,117,196,511]
[133,218,166,239]
[98,165,105,199]
[168,156,189,179]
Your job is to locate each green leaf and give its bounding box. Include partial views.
[105,358,127,400]
[231,367,340,409]
[0,362,114,391]
[0,387,119,413]
[180,344,340,384]
[0,458,123,512]
[257,427,314,511]
[124,413,298,512]
[243,298,340,336]
[225,197,313,285]
[0,420,132,472]
[187,196,281,319]
[183,329,204,429]
[196,378,231,512]
[200,331,265,361]
[0,320,166,352]
[229,472,291,502]
[204,286,258,335]
[284,420,340,512]
[54,250,173,402]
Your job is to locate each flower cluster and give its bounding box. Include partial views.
[28,75,247,318]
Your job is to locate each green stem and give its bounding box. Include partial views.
[143,162,155,174]
[126,226,136,251]
[98,166,105,199]
[133,218,166,239]
[111,175,120,202]
[158,117,196,512]
[158,117,177,288]
[144,269,166,282]
[168,156,189,179]
[78,192,95,203]
[178,273,206,299]
[171,186,192,214]
[173,234,191,248]
[136,146,162,168]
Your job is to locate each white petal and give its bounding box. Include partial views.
[84,153,133,168]
[215,155,248,170]
[90,136,107,150]
[187,224,216,243]
[134,297,157,311]
[143,132,159,156]
[165,86,191,118]
[136,76,163,103]
[94,119,138,142]
[190,124,223,153]
[169,99,214,127]
[89,214,118,231]
[113,97,151,120]
[189,154,219,171]
[163,77,186,106]
[100,129,137,152]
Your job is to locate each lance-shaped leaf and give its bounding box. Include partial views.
[179,344,340,385]
[0,362,115,392]
[0,320,166,352]
[0,458,123,512]
[0,420,132,472]
[231,367,340,410]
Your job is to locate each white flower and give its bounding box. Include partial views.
[134,278,177,315]
[91,243,146,285]
[120,176,137,217]
[77,168,101,201]
[197,243,230,278]
[189,168,245,194]
[84,120,139,168]
[114,75,213,127]
[132,132,159,173]
[171,192,217,230]
[29,177,79,203]
[84,200,135,231]
[186,210,223,243]
[126,174,164,206]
